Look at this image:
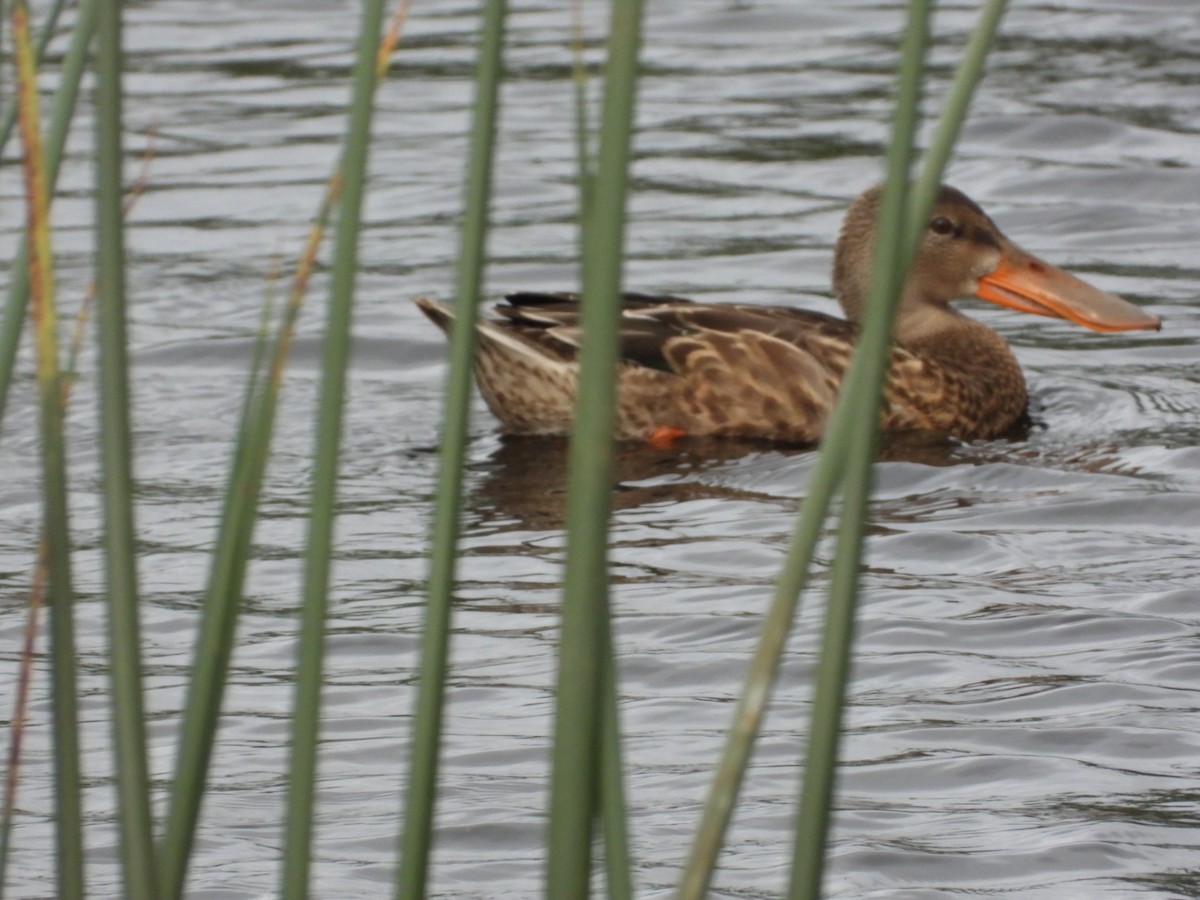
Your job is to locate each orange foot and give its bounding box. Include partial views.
[648,426,687,450]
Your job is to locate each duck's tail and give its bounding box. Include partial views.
[413,296,577,434]
[414,295,455,335]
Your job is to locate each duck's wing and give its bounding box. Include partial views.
[497,291,695,369]
[497,292,867,441]
[499,291,855,373]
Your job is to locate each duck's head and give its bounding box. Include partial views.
[832,184,1162,339]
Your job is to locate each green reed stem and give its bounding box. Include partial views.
[0,550,46,900]
[547,1,642,896]
[568,7,630,895]
[394,5,506,899]
[156,325,276,900]
[679,3,1009,896]
[599,634,632,900]
[92,0,158,896]
[0,0,97,435]
[787,4,930,893]
[281,0,386,895]
[161,4,411,891]
[789,3,1006,897]
[158,192,340,900]
[0,9,97,887]
[11,2,83,896]
[676,436,850,899]
[0,0,69,155]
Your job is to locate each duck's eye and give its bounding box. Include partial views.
[930,216,955,236]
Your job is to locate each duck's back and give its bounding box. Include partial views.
[416,292,1028,442]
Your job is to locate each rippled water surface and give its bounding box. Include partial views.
[2,1,1199,897]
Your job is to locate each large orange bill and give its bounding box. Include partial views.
[976,246,1161,333]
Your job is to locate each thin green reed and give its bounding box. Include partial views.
[157,179,342,900]
[568,6,632,898]
[395,3,507,898]
[281,0,387,894]
[678,2,1009,896]
[677,406,856,894]
[164,6,407,894]
[791,5,1008,897]
[0,562,40,900]
[92,0,158,895]
[1,6,96,888]
[547,0,643,896]
[10,1,82,896]
[597,626,633,900]
[157,324,269,897]
[788,1,932,894]
[0,0,97,435]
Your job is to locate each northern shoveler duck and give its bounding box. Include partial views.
[416,185,1161,443]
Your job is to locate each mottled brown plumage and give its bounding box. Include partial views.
[416,185,1160,443]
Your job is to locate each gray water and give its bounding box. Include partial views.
[1,0,1199,896]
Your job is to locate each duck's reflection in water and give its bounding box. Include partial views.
[464,429,996,533]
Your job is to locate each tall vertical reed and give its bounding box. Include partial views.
[281,0,387,895]
[547,1,642,896]
[10,2,83,896]
[159,0,415,886]
[791,6,1007,898]
[788,2,932,893]
[564,16,632,894]
[0,0,98,434]
[396,3,508,898]
[157,222,328,899]
[92,0,159,895]
[679,2,1008,897]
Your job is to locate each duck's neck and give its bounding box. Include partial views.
[896,307,1029,438]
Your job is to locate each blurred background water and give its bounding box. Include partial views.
[1,0,1199,896]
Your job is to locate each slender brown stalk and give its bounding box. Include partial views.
[376,0,414,78]
[11,2,84,895]
[64,124,158,398]
[0,90,156,900]
[0,551,48,894]
[0,0,98,437]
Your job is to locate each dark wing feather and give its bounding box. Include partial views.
[502,290,696,311]
[496,291,854,375]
